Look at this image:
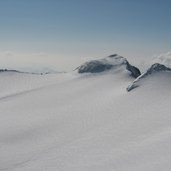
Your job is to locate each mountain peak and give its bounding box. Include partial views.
[147,63,171,74]
[127,63,171,92]
[76,54,141,78]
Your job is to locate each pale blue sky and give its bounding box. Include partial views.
[0,0,171,71]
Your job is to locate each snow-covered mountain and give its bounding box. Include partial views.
[127,63,171,91]
[1,54,171,171]
[76,54,141,78]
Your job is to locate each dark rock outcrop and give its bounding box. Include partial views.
[125,61,141,78]
[77,54,141,78]
[145,63,171,75]
[77,60,113,73]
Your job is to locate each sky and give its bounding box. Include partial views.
[0,0,171,71]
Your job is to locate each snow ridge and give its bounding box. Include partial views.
[127,63,171,91]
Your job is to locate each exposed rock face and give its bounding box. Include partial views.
[77,60,113,73]
[127,63,171,92]
[77,54,141,78]
[146,63,171,75]
[125,61,141,78]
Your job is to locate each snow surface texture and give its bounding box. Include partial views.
[76,54,141,78]
[1,64,171,171]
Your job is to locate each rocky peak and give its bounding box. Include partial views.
[76,54,141,78]
[146,63,171,75]
[127,63,171,92]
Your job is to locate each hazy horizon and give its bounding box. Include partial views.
[0,0,171,71]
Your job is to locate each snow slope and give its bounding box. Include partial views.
[127,63,171,91]
[0,68,171,171]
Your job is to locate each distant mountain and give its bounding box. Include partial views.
[0,68,60,75]
[127,63,171,91]
[0,69,20,73]
[76,54,141,78]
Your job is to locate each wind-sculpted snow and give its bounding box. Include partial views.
[1,64,171,171]
[77,54,141,78]
[127,63,171,91]
[0,71,71,100]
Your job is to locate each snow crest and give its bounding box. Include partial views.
[152,51,171,68]
[127,63,171,91]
